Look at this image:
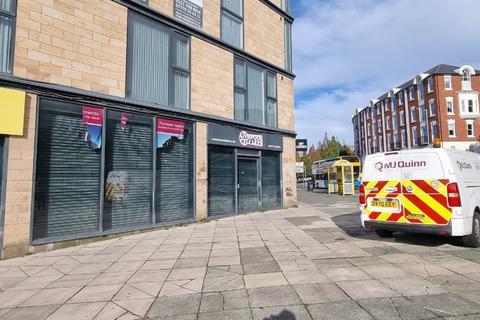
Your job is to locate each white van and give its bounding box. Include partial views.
[359,148,480,247]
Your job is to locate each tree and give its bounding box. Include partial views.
[295,134,355,178]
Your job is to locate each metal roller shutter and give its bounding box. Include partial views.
[208,147,236,216]
[103,111,153,231]
[238,158,258,213]
[155,124,194,223]
[262,151,282,210]
[34,102,100,241]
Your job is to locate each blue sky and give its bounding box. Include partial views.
[292,0,480,147]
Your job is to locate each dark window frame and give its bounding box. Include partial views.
[234,57,278,128]
[0,136,6,235]
[0,0,16,74]
[284,21,292,73]
[126,11,192,110]
[220,0,244,49]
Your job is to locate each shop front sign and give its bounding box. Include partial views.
[208,123,283,151]
[296,139,308,152]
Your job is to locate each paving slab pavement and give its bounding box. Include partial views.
[0,189,479,319]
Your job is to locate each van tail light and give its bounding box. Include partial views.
[359,184,366,205]
[447,183,461,207]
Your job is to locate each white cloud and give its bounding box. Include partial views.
[293,0,480,145]
[295,86,383,147]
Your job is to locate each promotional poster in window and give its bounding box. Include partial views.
[82,106,103,150]
[157,117,185,149]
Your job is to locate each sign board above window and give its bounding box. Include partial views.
[208,123,283,151]
[174,0,203,29]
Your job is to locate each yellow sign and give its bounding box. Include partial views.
[372,199,399,209]
[0,87,26,135]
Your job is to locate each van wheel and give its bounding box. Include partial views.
[462,212,480,248]
[375,229,394,238]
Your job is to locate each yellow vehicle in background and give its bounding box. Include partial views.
[311,156,362,190]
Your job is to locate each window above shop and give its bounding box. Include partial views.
[285,21,292,73]
[234,57,277,127]
[127,12,191,110]
[221,0,243,49]
[0,0,16,74]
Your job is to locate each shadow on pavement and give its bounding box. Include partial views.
[263,310,296,320]
[331,212,465,248]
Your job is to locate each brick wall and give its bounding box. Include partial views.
[277,76,295,131]
[437,74,480,144]
[282,137,297,208]
[14,0,127,97]
[2,94,36,258]
[149,0,173,16]
[191,37,234,118]
[150,0,220,38]
[244,0,285,69]
[270,0,282,8]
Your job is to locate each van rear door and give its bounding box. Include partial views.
[401,152,452,226]
[363,152,404,222]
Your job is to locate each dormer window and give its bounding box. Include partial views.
[462,70,472,90]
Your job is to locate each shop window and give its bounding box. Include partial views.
[103,111,153,231]
[208,146,236,216]
[234,58,277,127]
[34,99,195,242]
[34,100,101,241]
[285,21,292,72]
[262,151,281,210]
[156,119,194,223]
[127,12,190,109]
[0,0,15,74]
[221,0,243,48]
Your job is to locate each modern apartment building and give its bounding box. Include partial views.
[0,0,296,257]
[352,64,480,157]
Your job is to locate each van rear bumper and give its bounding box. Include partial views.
[364,220,452,236]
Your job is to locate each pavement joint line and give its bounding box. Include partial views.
[197,220,215,319]
[143,224,197,318]
[234,215,253,320]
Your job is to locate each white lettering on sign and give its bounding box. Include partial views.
[239,131,263,147]
[375,160,427,172]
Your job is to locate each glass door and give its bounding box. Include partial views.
[238,158,259,213]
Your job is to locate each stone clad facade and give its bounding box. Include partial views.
[0,0,296,258]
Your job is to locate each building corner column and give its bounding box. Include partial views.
[195,122,208,221]
[282,137,297,208]
[2,94,37,258]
